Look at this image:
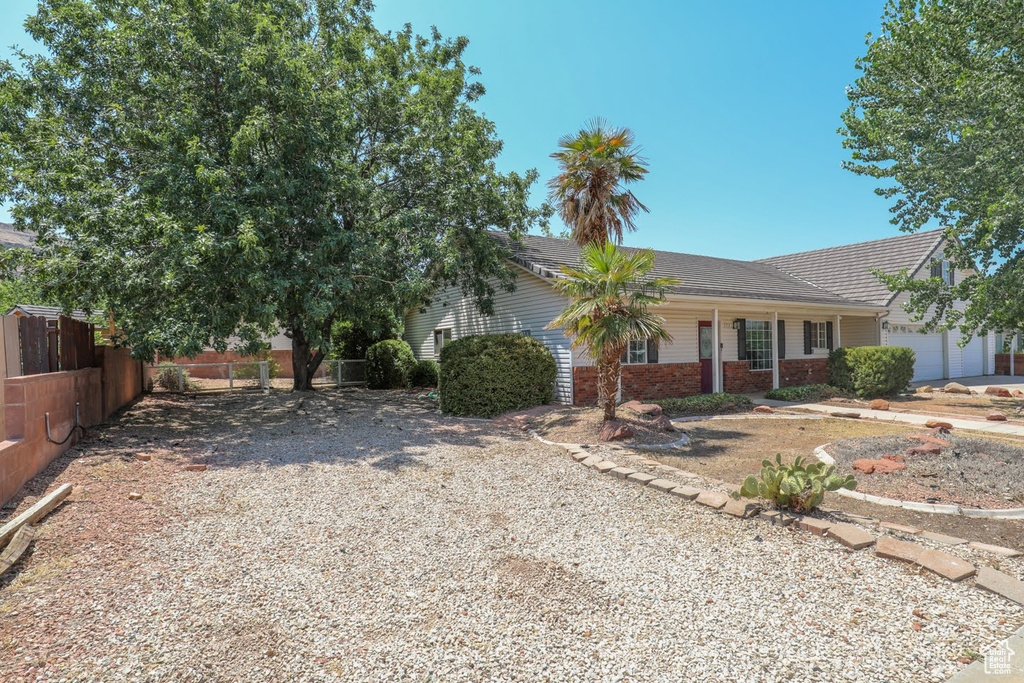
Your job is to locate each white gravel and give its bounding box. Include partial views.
[4,389,1022,682]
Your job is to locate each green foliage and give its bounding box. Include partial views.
[0,0,546,390]
[330,319,398,360]
[842,0,1024,338]
[233,346,280,380]
[735,454,857,514]
[764,384,840,402]
[365,340,416,390]
[652,393,753,417]
[438,334,557,418]
[828,346,915,398]
[152,362,198,392]
[409,359,439,388]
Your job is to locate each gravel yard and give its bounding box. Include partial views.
[1,390,1022,682]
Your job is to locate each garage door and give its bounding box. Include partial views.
[960,334,984,377]
[888,332,944,381]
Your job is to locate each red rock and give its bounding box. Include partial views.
[925,420,954,430]
[599,421,634,442]
[985,386,1013,398]
[987,411,1008,421]
[184,464,208,472]
[753,405,774,414]
[853,459,907,474]
[869,399,890,410]
[911,621,922,632]
[906,445,941,456]
[135,454,152,462]
[620,400,662,417]
[881,454,905,463]
[908,434,951,447]
[654,415,676,432]
[1013,390,1024,399]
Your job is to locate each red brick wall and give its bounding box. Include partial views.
[722,361,773,394]
[995,353,1024,376]
[779,358,828,387]
[572,362,702,406]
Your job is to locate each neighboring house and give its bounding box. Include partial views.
[6,304,105,323]
[403,230,994,406]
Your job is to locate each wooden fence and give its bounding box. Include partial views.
[2,314,97,378]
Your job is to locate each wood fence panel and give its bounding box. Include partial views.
[19,316,46,375]
[59,315,72,371]
[2,316,20,377]
[47,320,59,372]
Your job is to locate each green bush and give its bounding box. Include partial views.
[409,359,439,388]
[438,334,557,417]
[828,346,915,398]
[734,454,857,514]
[366,339,416,389]
[233,346,281,380]
[652,393,753,417]
[152,362,198,392]
[764,384,840,402]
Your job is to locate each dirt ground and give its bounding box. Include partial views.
[825,393,1024,423]
[510,405,680,446]
[651,416,1024,550]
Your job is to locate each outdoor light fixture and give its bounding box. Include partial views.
[881,321,890,330]
[732,320,741,330]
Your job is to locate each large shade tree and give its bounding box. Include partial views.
[842,0,1024,337]
[547,119,649,247]
[0,0,542,389]
[547,243,676,422]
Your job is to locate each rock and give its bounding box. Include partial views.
[722,499,761,518]
[753,405,774,414]
[853,458,907,474]
[795,516,833,536]
[968,541,1023,558]
[184,464,208,472]
[825,523,876,550]
[830,411,861,418]
[135,454,152,462]
[919,530,967,546]
[985,386,1013,398]
[599,421,633,442]
[695,491,729,509]
[869,399,890,410]
[943,382,971,395]
[976,567,1024,605]
[915,385,933,394]
[908,434,950,447]
[987,411,1008,421]
[875,536,924,564]
[127,492,143,501]
[620,400,663,417]
[879,521,921,535]
[654,415,676,432]
[906,445,941,456]
[924,420,953,430]
[881,454,905,463]
[1013,389,1024,399]
[915,549,976,582]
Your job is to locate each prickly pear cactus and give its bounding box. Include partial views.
[734,453,856,513]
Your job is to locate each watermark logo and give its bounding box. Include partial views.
[984,638,1016,675]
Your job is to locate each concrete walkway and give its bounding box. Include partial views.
[754,398,1024,437]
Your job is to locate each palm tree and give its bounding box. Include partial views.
[548,119,650,247]
[547,243,677,422]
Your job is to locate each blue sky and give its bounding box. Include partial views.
[1,0,895,260]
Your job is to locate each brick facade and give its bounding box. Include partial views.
[722,361,774,394]
[779,358,828,387]
[572,362,702,406]
[995,353,1024,376]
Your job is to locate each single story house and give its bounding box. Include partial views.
[403,230,995,405]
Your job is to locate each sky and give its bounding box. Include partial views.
[0,0,897,260]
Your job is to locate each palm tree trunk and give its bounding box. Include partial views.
[597,353,621,422]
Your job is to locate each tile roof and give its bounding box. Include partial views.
[757,230,945,306]
[6,305,105,322]
[492,232,879,307]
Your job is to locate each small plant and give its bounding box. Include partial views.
[764,384,840,402]
[651,393,753,417]
[366,339,417,389]
[233,346,281,381]
[153,362,198,392]
[734,454,857,513]
[409,359,439,388]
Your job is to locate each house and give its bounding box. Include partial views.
[403,230,994,405]
[6,305,105,323]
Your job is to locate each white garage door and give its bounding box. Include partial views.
[888,332,944,381]
[960,335,984,377]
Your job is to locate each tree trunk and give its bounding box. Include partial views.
[596,353,621,422]
[290,328,326,392]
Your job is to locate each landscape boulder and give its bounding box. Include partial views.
[906,444,942,456]
[1013,390,1024,399]
[985,386,1013,398]
[943,382,971,395]
[620,400,663,417]
[925,420,954,430]
[853,458,907,474]
[881,454,905,463]
[599,421,634,442]
[915,385,933,394]
[987,411,1008,422]
[869,399,890,411]
[753,405,774,414]
[909,434,951,448]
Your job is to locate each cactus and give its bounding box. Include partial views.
[735,454,856,513]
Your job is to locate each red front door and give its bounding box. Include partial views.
[699,321,713,393]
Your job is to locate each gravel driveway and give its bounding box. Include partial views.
[0,389,1021,682]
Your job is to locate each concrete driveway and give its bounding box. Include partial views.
[911,375,1024,393]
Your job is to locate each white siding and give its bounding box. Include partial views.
[403,266,574,404]
[840,316,878,347]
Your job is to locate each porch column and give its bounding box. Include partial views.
[772,311,780,390]
[835,314,842,349]
[712,308,721,393]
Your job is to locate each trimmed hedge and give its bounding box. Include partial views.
[652,393,753,417]
[827,346,916,398]
[764,384,840,402]
[438,334,557,417]
[366,339,416,389]
[409,359,439,388]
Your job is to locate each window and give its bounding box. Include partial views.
[930,255,955,285]
[626,339,647,364]
[745,320,773,371]
[433,328,451,356]
[812,322,828,350]
[521,329,532,337]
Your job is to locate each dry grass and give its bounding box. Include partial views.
[524,406,679,445]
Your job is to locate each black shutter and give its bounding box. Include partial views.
[803,321,813,355]
[826,321,834,351]
[736,319,747,361]
[777,320,786,360]
[646,339,659,364]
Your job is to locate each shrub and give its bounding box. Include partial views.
[438,334,557,417]
[409,359,439,388]
[233,346,281,380]
[651,393,753,417]
[828,346,915,398]
[153,362,198,392]
[365,339,416,389]
[764,384,840,402]
[734,454,857,513]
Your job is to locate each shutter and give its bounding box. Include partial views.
[803,321,813,355]
[621,347,628,364]
[736,319,747,361]
[646,338,659,364]
[777,320,785,360]
[826,321,834,351]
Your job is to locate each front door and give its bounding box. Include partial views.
[699,321,713,393]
